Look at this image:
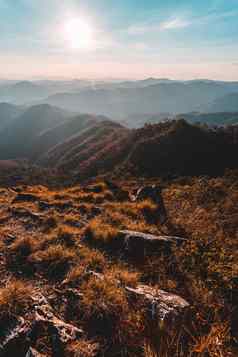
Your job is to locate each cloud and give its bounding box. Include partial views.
[127,8,238,36]
[160,17,190,30]
[127,16,191,36]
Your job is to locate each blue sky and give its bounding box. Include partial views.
[0,0,238,79]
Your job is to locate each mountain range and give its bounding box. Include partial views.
[1,79,238,123]
[0,103,237,179]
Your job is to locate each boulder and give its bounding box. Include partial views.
[118,230,186,259]
[87,271,190,333]
[133,185,167,224]
[126,285,190,329]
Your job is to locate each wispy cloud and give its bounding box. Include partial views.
[160,17,191,30]
[127,9,238,36]
[128,16,191,35]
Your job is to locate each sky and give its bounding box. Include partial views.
[0,0,238,80]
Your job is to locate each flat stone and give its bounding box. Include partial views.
[126,284,190,327]
[118,230,186,258]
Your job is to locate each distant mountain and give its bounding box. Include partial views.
[0,104,72,159]
[121,113,171,128]
[0,103,130,178]
[44,80,238,118]
[207,93,238,112]
[0,81,48,104]
[176,112,238,126]
[0,102,24,131]
[0,101,237,178]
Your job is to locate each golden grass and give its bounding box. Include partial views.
[30,244,75,279]
[78,246,107,272]
[85,217,118,244]
[0,280,32,319]
[64,265,87,287]
[66,339,99,357]
[0,173,236,356]
[56,226,76,247]
[80,275,128,320]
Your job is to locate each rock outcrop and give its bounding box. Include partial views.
[132,185,167,224]
[0,293,83,357]
[117,230,186,259]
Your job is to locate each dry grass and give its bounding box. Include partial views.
[107,266,140,287]
[0,173,236,356]
[85,217,119,244]
[81,275,128,318]
[192,323,231,356]
[66,339,100,357]
[64,265,87,287]
[136,199,159,223]
[79,247,107,272]
[0,280,32,319]
[30,244,75,279]
[6,236,39,274]
[56,226,76,247]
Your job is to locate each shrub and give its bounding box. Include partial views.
[108,267,140,287]
[0,280,32,320]
[79,247,107,272]
[30,244,75,279]
[57,227,75,247]
[64,265,87,287]
[80,275,129,333]
[85,218,118,245]
[136,199,159,224]
[6,236,38,274]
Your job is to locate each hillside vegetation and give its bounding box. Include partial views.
[0,110,237,180]
[0,168,236,356]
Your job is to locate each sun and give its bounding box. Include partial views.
[64,17,94,50]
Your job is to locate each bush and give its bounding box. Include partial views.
[30,244,75,279]
[0,280,32,320]
[80,275,129,335]
[85,218,118,245]
[6,236,38,274]
[57,227,75,247]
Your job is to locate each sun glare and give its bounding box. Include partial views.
[64,17,94,50]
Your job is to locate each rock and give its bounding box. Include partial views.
[0,293,83,357]
[87,271,190,332]
[133,185,167,224]
[118,230,186,259]
[104,180,129,201]
[133,185,163,203]
[0,316,32,357]
[12,193,39,204]
[32,293,83,344]
[126,285,190,329]
[25,347,45,357]
[38,201,51,211]
[4,234,17,245]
